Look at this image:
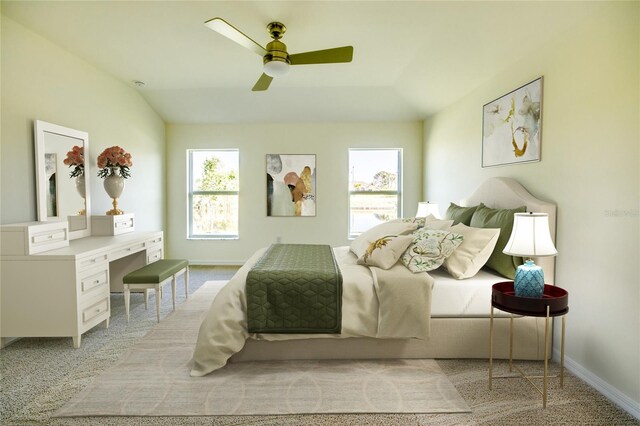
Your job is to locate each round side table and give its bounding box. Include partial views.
[489,281,569,408]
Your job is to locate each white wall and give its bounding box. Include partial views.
[0,15,165,231]
[423,2,639,414]
[166,122,423,263]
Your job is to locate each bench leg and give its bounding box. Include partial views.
[124,285,131,323]
[144,289,149,310]
[155,284,161,323]
[185,267,190,298]
[171,274,177,310]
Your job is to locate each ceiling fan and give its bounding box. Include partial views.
[204,17,354,91]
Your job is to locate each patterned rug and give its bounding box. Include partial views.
[54,281,470,417]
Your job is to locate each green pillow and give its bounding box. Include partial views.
[445,203,479,226]
[470,203,526,279]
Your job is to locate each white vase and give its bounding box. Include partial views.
[103,167,125,215]
[75,175,86,215]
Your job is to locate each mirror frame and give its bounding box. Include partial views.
[34,120,91,240]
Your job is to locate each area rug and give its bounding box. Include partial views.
[55,281,470,417]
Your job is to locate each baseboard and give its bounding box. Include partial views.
[553,348,640,420]
[1,336,22,349]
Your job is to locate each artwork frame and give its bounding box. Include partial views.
[266,154,316,217]
[482,77,543,168]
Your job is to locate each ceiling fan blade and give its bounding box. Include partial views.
[289,46,354,65]
[252,73,273,91]
[204,17,266,57]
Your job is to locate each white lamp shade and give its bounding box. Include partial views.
[416,202,440,218]
[263,60,290,77]
[503,212,558,257]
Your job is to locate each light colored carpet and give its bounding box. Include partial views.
[55,281,470,416]
[2,266,638,425]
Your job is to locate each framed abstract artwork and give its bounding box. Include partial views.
[482,77,543,168]
[266,154,316,217]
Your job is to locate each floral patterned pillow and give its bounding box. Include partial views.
[401,229,464,273]
[394,216,427,228]
[357,235,415,270]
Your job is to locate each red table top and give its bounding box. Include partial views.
[492,281,569,317]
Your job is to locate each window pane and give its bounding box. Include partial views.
[348,148,401,237]
[349,150,399,191]
[191,194,238,236]
[350,194,399,234]
[191,150,239,191]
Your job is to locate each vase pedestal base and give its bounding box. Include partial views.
[106,198,124,216]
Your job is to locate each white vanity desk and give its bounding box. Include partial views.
[0,230,163,348]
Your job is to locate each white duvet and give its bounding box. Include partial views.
[190,246,434,376]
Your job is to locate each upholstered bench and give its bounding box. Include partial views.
[123,259,189,323]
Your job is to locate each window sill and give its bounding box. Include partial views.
[187,236,239,240]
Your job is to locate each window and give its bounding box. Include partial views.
[348,148,402,238]
[188,149,239,239]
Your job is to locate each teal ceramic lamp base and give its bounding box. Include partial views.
[514,259,544,298]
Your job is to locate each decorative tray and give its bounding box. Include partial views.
[492,281,569,317]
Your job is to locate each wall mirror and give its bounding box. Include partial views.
[34,120,91,239]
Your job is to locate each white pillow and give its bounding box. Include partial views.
[401,229,463,273]
[423,216,454,231]
[357,235,414,269]
[389,216,428,228]
[350,221,418,258]
[442,223,500,279]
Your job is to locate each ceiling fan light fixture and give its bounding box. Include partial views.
[263,60,290,78]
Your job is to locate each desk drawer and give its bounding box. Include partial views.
[146,235,163,247]
[91,213,135,236]
[82,297,109,324]
[1,221,69,255]
[147,247,163,264]
[78,253,108,271]
[80,268,109,297]
[110,242,145,261]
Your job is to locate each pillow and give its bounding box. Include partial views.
[445,203,479,225]
[401,229,463,273]
[470,203,526,279]
[423,216,455,231]
[443,223,500,279]
[390,216,428,228]
[357,235,414,269]
[350,221,418,258]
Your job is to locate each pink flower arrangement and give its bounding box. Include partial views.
[97,146,133,179]
[63,145,84,178]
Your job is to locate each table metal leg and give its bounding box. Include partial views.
[561,315,566,388]
[543,305,550,408]
[509,314,514,372]
[489,304,494,389]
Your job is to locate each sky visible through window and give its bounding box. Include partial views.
[349,149,399,188]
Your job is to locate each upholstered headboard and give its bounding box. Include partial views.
[460,177,557,284]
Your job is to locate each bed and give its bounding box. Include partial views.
[191,177,556,376]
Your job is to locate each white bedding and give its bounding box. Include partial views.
[430,269,510,317]
[190,246,433,376]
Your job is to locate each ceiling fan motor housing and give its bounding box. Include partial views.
[264,39,290,65]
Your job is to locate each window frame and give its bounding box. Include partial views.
[348,148,403,239]
[187,148,240,240]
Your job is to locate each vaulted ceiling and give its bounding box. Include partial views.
[2,1,604,123]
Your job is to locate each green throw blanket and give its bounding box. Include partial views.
[246,244,342,334]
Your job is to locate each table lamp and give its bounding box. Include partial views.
[416,202,440,218]
[503,212,557,298]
